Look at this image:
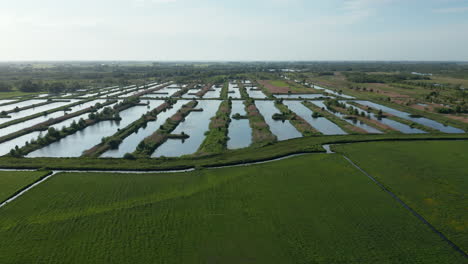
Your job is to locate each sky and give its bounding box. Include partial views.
[1,0,468,61]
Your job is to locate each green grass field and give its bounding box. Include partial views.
[334,140,468,253]
[0,154,463,263]
[0,171,48,203]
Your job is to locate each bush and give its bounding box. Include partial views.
[123,153,136,160]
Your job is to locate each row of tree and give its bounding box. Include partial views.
[0,80,87,93]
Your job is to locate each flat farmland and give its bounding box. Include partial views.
[0,170,49,202]
[334,140,468,253]
[0,154,463,263]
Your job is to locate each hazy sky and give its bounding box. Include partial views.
[1,0,468,61]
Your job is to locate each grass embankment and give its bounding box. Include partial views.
[302,101,366,134]
[323,99,396,133]
[274,100,321,136]
[258,80,315,94]
[195,83,214,97]
[0,170,50,203]
[9,100,137,157]
[244,99,277,146]
[0,99,21,107]
[334,140,468,253]
[82,101,174,157]
[0,134,467,171]
[376,99,468,132]
[170,83,194,98]
[133,100,198,157]
[348,101,440,133]
[253,80,274,98]
[0,100,114,144]
[133,82,170,97]
[0,100,59,116]
[305,74,468,131]
[220,81,229,99]
[237,81,249,99]
[0,91,40,100]
[0,154,464,263]
[0,99,92,130]
[197,100,232,154]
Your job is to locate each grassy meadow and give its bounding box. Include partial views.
[334,140,468,253]
[0,170,49,203]
[0,154,464,263]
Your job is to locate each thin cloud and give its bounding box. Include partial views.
[434,6,468,13]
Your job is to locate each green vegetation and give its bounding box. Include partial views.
[244,98,277,146]
[348,101,440,133]
[302,101,365,134]
[238,81,249,99]
[0,170,49,203]
[334,140,468,252]
[344,72,430,83]
[170,83,193,98]
[274,100,321,136]
[0,155,463,263]
[323,99,397,133]
[9,99,138,157]
[0,100,114,144]
[134,100,198,157]
[83,101,174,157]
[197,100,232,154]
[0,99,96,130]
[220,81,229,99]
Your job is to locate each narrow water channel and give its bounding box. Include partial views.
[227,101,252,149]
[355,100,464,133]
[283,101,347,135]
[27,102,158,157]
[0,100,103,135]
[228,82,241,99]
[311,101,382,133]
[101,100,188,157]
[255,100,302,140]
[0,100,79,125]
[152,100,221,157]
[341,101,426,134]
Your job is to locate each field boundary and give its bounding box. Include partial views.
[0,170,53,209]
[342,155,468,258]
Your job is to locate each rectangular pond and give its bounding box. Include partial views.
[27,102,156,157]
[246,87,267,99]
[0,99,16,105]
[255,100,302,140]
[151,100,221,157]
[144,86,180,98]
[227,82,241,99]
[311,101,382,134]
[227,101,252,149]
[101,100,187,157]
[0,100,103,136]
[0,131,44,156]
[0,100,79,126]
[274,94,332,99]
[202,85,222,99]
[0,99,45,113]
[355,101,465,133]
[283,101,347,135]
[341,102,426,134]
[311,84,355,99]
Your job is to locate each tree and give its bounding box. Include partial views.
[19,79,41,92]
[0,82,11,92]
[48,82,66,94]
